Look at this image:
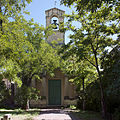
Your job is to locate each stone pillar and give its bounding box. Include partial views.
[14,83,17,95]
[42,77,47,96]
[69,83,74,98]
[64,76,69,96]
[31,79,36,87]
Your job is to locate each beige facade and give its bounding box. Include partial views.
[30,8,77,108]
[30,69,77,107]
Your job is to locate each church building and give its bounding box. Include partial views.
[30,7,77,107]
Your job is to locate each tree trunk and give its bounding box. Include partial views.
[25,99,30,110]
[0,4,3,32]
[83,99,86,111]
[21,76,32,110]
[96,61,107,119]
[91,42,108,119]
[82,77,86,111]
[98,73,107,119]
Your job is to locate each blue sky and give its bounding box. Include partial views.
[24,0,74,43]
[24,0,117,50]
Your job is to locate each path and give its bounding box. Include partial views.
[33,109,79,120]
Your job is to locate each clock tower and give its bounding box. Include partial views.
[45,8,65,44]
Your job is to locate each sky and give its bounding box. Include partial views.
[24,1,117,45]
[24,0,74,43]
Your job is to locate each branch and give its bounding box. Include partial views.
[91,42,96,54]
[84,56,96,68]
[3,8,7,16]
[90,43,100,76]
[115,21,120,26]
[95,38,99,51]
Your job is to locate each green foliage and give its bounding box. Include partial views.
[15,86,40,108]
[0,0,32,16]
[113,107,120,120]
[61,51,97,111]
[0,0,61,110]
[77,80,101,111]
[18,24,60,87]
[61,0,120,16]
[100,46,120,117]
[70,105,76,110]
[61,54,96,85]
[0,0,60,88]
[60,0,119,118]
[0,80,10,107]
[0,0,33,86]
[85,81,101,111]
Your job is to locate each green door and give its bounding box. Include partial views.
[48,80,61,105]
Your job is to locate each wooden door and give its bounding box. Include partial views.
[48,80,61,105]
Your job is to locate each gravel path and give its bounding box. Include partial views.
[33,109,78,120]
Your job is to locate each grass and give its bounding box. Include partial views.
[0,108,40,120]
[70,105,77,110]
[72,110,104,120]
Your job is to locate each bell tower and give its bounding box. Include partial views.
[45,8,65,44]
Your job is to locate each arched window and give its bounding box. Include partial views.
[51,17,59,30]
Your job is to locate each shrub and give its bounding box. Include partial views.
[15,86,40,109]
[113,107,120,120]
[0,80,11,107]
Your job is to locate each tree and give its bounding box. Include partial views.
[0,16,35,86]
[61,53,96,110]
[0,79,10,106]
[60,0,119,118]
[0,0,32,31]
[15,85,40,109]
[18,21,61,109]
[0,0,32,85]
[101,45,120,119]
[0,0,61,109]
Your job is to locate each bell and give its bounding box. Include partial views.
[53,20,57,25]
[53,20,58,29]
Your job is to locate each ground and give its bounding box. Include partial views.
[33,109,79,120]
[0,108,104,120]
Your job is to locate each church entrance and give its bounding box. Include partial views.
[48,80,61,105]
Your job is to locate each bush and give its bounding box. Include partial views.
[113,107,120,120]
[0,80,11,107]
[77,81,101,112]
[15,86,40,109]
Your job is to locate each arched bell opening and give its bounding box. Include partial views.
[51,17,59,30]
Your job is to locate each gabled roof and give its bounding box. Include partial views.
[45,7,65,13]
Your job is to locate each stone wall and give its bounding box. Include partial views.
[30,99,47,108]
[64,99,78,107]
